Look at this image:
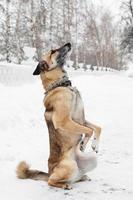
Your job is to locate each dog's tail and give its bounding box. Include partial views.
[16,161,49,181]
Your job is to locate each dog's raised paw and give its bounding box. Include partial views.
[91,138,99,153]
[80,141,85,152]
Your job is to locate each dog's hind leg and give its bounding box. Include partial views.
[48,179,72,190]
[48,159,78,189]
[76,150,97,175]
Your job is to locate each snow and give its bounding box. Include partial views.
[126,70,133,78]
[0,62,36,85]
[0,67,133,200]
[126,62,133,78]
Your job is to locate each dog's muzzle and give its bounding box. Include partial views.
[56,43,71,66]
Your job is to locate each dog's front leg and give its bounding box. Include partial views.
[52,113,93,138]
[84,121,102,153]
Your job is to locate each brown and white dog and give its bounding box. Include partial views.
[16,43,101,190]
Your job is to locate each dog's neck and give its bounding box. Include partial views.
[40,67,71,94]
[44,75,71,94]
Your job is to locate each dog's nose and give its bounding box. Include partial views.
[64,43,71,50]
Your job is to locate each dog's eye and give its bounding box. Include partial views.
[51,50,55,55]
[50,50,56,59]
[51,50,56,55]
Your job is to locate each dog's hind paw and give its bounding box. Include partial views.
[91,138,99,153]
[63,184,73,190]
[80,175,91,182]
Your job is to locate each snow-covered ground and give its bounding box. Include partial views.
[0,69,133,200]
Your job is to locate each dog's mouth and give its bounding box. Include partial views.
[56,43,71,67]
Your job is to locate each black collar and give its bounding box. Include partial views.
[45,75,72,95]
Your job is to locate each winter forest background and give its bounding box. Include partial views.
[0,0,133,70]
[1,1,133,199]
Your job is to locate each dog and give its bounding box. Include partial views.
[16,43,101,190]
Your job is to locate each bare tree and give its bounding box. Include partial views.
[49,0,54,49]
[121,0,133,59]
[82,1,119,69]
[0,0,122,69]
[14,1,25,64]
[5,0,11,62]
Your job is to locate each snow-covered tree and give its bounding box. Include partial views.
[0,0,123,69]
[120,0,133,61]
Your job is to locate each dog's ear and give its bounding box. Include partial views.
[33,61,49,75]
[33,63,41,75]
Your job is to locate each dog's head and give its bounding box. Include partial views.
[33,43,71,75]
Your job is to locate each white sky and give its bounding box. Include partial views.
[92,0,122,16]
[102,0,121,14]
